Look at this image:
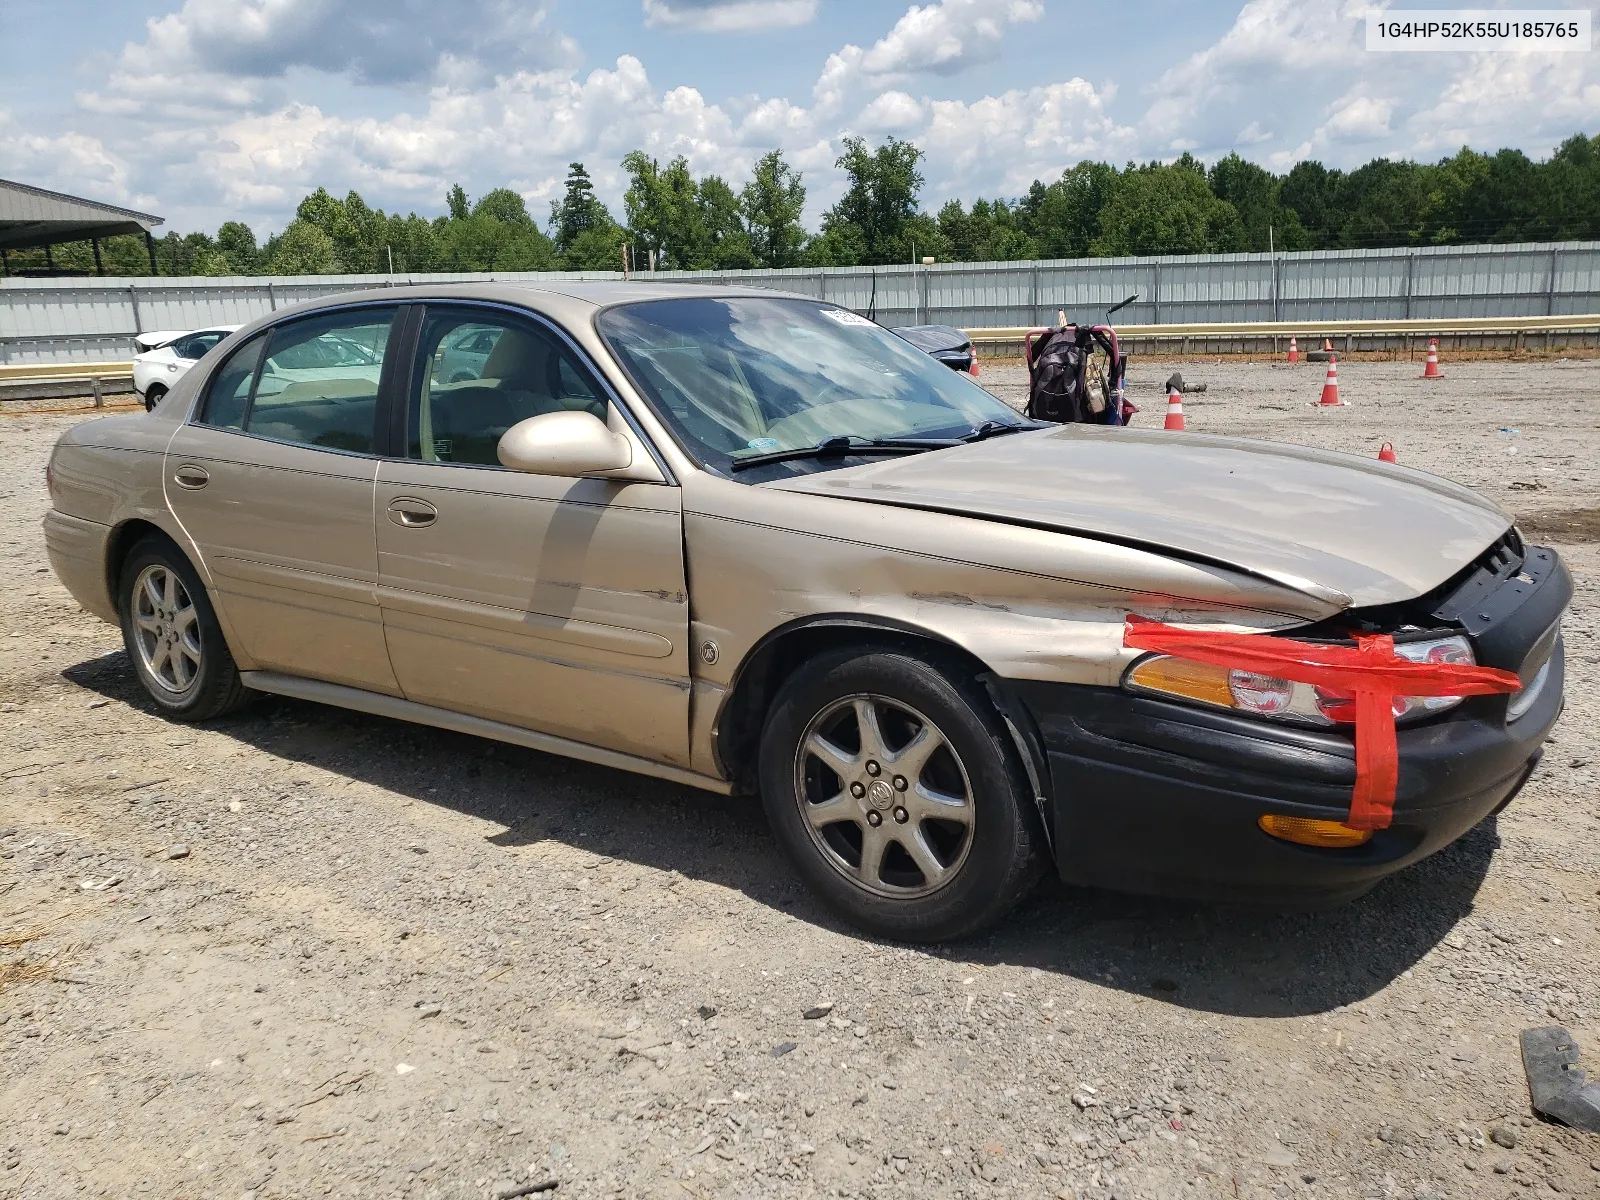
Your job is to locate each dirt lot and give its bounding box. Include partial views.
[2,357,1598,1200]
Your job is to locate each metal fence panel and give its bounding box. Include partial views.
[6,240,1600,363]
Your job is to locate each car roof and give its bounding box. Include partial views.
[260,279,815,321]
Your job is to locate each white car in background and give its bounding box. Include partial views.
[133,326,240,411]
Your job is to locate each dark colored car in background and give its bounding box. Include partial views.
[894,324,977,375]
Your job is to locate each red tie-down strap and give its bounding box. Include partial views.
[1123,615,1523,830]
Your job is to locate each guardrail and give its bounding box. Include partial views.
[0,361,135,405]
[968,313,1600,356]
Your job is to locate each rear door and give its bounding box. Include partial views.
[164,304,404,693]
[373,304,692,765]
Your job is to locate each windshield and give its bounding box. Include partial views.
[597,296,1021,477]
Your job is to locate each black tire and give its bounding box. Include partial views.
[143,385,165,412]
[117,535,251,721]
[758,646,1043,941]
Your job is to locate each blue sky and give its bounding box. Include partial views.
[2,0,1597,236]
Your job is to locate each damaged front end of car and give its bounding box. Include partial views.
[1003,528,1570,905]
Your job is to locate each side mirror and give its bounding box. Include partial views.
[497,410,633,477]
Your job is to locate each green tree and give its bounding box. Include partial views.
[1279,160,1340,249]
[697,175,756,269]
[1091,163,1245,256]
[936,198,1035,262]
[1207,152,1307,251]
[820,136,925,265]
[1018,161,1118,258]
[265,220,338,275]
[622,152,705,269]
[215,221,261,273]
[473,188,533,226]
[550,163,609,254]
[740,149,807,268]
[563,222,627,271]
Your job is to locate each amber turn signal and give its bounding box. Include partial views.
[1257,814,1373,848]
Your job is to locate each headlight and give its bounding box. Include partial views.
[1124,634,1476,727]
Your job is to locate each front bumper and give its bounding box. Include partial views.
[1001,543,1571,906]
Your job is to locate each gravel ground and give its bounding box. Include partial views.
[2,356,1598,1200]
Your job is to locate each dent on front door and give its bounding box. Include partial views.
[372,465,692,765]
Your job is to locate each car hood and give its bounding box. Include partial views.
[764,425,1511,608]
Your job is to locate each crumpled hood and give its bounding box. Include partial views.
[765,425,1511,608]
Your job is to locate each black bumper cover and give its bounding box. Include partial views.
[999,544,1571,905]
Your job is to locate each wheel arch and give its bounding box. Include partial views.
[711,614,1048,813]
[105,518,180,595]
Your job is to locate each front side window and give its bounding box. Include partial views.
[407,308,605,467]
[596,297,1020,478]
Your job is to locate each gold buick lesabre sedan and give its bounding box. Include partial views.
[44,284,1569,940]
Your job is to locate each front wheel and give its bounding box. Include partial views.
[118,536,251,720]
[142,385,166,412]
[758,647,1043,941]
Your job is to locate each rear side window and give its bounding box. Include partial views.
[200,333,266,430]
[195,308,396,454]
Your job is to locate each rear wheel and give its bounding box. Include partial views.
[143,385,166,412]
[758,647,1042,941]
[118,536,250,720]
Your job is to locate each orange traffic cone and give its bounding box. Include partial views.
[1287,336,1299,364]
[968,357,980,378]
[1421,338,1442,379]
[1163,386,1185,431]
[1318,355,1343,406]
[1377,441,1397,463]
[1322,338,1333,353]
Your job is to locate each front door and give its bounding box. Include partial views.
[164,305,402,694]
[374,306,691,766]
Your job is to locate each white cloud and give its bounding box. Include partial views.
[1319,92,1394,142]
[1142,0,1600,166]
[164,57,829,228]
[1142,0,1369,153]
[642,0,817,32]
[79,0,579,120]
[815,0,1044,115]
[1406,51,1600,158]
[0,111,150,210]
[920,79,1137,197]
[857,90,926,132]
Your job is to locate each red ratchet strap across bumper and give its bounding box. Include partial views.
[1123,615,1523,830]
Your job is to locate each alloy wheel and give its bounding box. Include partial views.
[794,693,975,899]
[131,564,202,694]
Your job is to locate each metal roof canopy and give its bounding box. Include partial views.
[0,178,163,252]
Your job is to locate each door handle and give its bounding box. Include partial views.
[386,498,438,528]
[173,465,209,490]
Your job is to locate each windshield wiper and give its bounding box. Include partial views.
[728,435,946,473]
[964,419,1042,442]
